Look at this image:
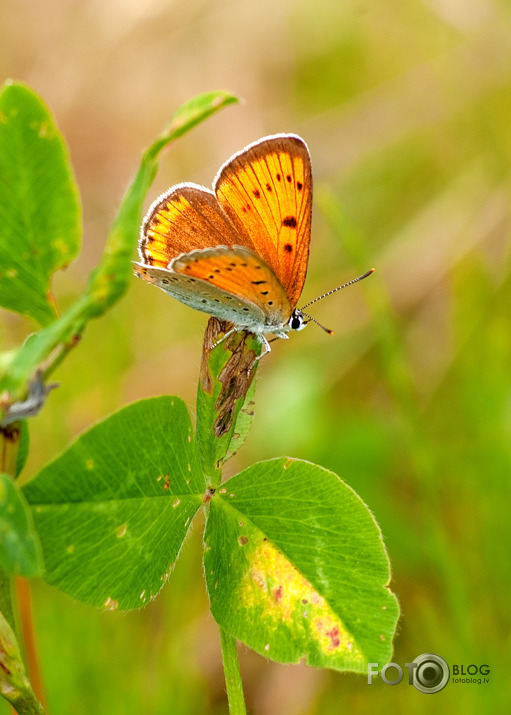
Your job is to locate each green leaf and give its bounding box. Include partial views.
[223,377,256,463]
[204,458,399,672]
[23,396,205,610]
[0,609,44,714]
[0,472,42,577]
[0,80,81,325]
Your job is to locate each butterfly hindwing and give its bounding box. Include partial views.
[135,244,292,331]
[171,246,292,323]
[214,134,313,308]
[133,259,267,329]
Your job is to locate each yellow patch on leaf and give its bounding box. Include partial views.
[237,534,364,662]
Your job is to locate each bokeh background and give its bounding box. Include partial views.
[1,0,510,712]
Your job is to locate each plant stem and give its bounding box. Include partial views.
[9,694,45,715]
[219,627,246,715]
[14,579,46,711]
[0,430,46,714]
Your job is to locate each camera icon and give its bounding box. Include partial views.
[409,653,450,693]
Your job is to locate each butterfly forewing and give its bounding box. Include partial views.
[139,183,254,268]
[214,134,312,308]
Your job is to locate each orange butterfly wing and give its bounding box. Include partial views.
[171,246,292,322]
[139,183,256,268]
[214,134,312,308]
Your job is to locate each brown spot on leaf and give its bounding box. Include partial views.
[326,627,341,648]
[203,488,215,503]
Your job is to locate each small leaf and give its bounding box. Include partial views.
[204,458,399,671]
[0,298,85,402]
[196,318,259,481]
[224,377,256,463]
[147,90,241,158]
[23,396,205,610]
[0,472,42,577]
[0,80,81,325]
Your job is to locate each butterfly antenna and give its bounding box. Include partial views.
[301,311,334,335]
[300,268,375,310]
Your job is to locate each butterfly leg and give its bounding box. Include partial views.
[211,326,237,350]
[254,331,290,361]
[255,334,272,361]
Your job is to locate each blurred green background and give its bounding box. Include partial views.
[1,0,509,712]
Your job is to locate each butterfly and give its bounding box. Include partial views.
[134,133,372,357]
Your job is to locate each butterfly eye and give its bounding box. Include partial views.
[289,310,307,331]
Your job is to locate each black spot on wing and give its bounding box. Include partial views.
[282,216,297,228]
